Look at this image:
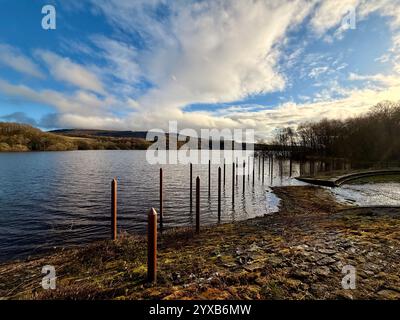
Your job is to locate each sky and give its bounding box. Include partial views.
[0,0,400,141]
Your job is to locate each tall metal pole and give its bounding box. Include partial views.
[111,178,117,241]
[232,161,235,206]
[262,155,265,184]
[208,159,211,197]
[218,167,221,221]
[196,176,200,233]
[190,163,193,209]
[248,156,250,181]
[243,160,245,193]
[147,208,157,283]
[252,157,255,187]
[159,168,163,230]
[223,158,226,187]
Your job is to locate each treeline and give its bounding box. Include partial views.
[0,123,151,152]
[274,101,400,162]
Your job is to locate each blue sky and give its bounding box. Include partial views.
[0,0,400,140]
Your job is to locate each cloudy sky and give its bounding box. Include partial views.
[0,0,400,140]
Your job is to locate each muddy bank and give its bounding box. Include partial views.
[1,186,399,300]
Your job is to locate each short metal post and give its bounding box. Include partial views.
[236,158,238,186]
[248,156,250,181]
[159,168,163,229]
[262,155,265,184]
[271,155,274,177]
[196,176,200,233]
[190,163,193,209]
[243,160,245,193]
[252,157,255,187]
[147,208,157,283]
[218,167,221,221]
[223,159,226,187]
[111,178,117,241]
[232,161,235,206]
[208,160,211,196]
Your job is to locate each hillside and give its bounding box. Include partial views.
[1,122,264,152]
[51,129,149,139]
[0,123,151,152]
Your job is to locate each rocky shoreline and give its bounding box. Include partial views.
[1,186,399,300]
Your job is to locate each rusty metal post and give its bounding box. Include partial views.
[248,156,250,181]
[232,161,235,206]
[271,155,274,177]
[236,158,238,186]
[262,155,265,184]
[208,159,211,197]
[223,158,226,187]
[252,157,255,187]
[218,167,221,221]
[190,163,193,209]
[289,158,293,177]
[111,178,117,241]
[159,168,163,229]
[268,155,271,175]
[243,160,245,193]
[147,208,157,283]
[196,176,200,233]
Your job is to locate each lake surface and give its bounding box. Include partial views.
[0,150,303,262]
[2,150,400,263]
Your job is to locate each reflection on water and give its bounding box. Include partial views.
[331,183,400,206]
[0,151,304,262]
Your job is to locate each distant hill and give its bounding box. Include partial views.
[50,129,149,139]
[1,122,272,152]
[0,123,151,152]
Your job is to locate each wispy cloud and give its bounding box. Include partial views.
[0,44,44,79]
[35,50,105,95]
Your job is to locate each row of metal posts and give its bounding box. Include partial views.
[110,152,275,283]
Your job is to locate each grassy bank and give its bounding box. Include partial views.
[0,123,151,151]
[1,186,399,300]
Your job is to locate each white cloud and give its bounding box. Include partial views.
[0,44,44,78]
[90,35,142,96]
[91,0,313,115]
[1,0,400,136]
[35,50,105,94]
[0,79,113,116]
[349,72,400,87]
[211,83,400,141]
[359,0,400,29]
[309,0,359,36]
[309,0,400,40]
[309,66,329,79]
